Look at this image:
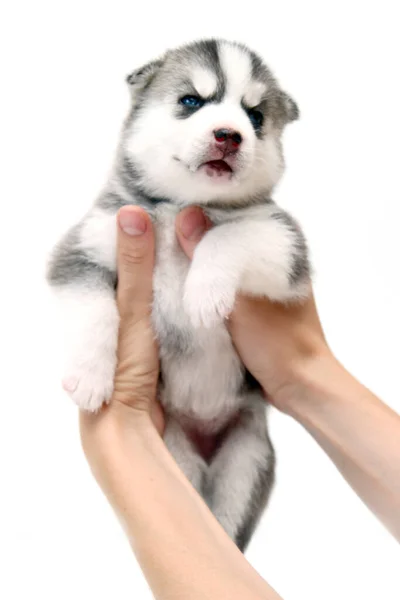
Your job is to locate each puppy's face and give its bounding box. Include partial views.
[123,40,298,205]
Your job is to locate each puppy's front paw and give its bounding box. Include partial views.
[183,269,236,329]
[62,350,117,412]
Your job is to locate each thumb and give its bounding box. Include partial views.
[117,206,154,318]
[175,206,211,259]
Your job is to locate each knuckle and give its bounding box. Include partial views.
[117,298,152,323]
[119,247,146,268]
[113,372,158,410]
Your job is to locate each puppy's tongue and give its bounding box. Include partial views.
[204,159,232,174]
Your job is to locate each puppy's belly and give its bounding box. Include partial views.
[159,326,245,426]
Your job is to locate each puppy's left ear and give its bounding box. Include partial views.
[126,59,164,103]
[278,91,300,124]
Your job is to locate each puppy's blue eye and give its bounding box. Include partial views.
[180,95,205,108]
[247,109,264,130]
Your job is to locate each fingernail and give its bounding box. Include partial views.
[119,208,147,236]
[179,208,207,241]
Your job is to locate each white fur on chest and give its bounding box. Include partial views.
[152,205,244,427]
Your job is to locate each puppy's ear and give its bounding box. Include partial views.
[126,59,164,103]
[278,90,300,124]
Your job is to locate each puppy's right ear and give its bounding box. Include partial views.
[126,59,163,103]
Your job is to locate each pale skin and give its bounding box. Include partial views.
[80,205,400,600]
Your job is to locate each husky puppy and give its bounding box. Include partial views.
[47,39,310,551]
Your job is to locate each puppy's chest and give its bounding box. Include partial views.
[151,209,192,344]
[151,205,224,349]
[150,203,230,330]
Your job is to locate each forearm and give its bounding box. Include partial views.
[284,354,400,540]
[83,408,282,600]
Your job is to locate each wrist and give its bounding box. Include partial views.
[269,349,345,418]
[80,402,160,481]
[108,391,165,437]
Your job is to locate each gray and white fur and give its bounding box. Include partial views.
[47,39,310,552]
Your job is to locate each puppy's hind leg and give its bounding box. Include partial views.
[163,416,208,495]
[207,397,275,552]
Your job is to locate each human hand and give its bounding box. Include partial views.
[80,206,164,511]
[111,206,163,432]
[176,206,332,414]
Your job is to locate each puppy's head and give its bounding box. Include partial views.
[123,39,298,205]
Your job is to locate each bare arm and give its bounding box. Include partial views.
[284,354,400,540]
[80,206,283,600]
[83,409,281,600]
[176,207,400,542]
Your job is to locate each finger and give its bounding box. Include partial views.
[175,206,210,259]
[117,206,154,316]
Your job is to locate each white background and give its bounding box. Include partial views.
[1,1,399,599]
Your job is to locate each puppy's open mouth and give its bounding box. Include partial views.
[201,159,233,178]
[175,155,235,179]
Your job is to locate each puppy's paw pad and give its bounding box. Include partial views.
[62,377,78,394]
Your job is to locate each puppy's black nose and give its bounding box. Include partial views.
[214,129,242,154]
[214,129,242,145]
